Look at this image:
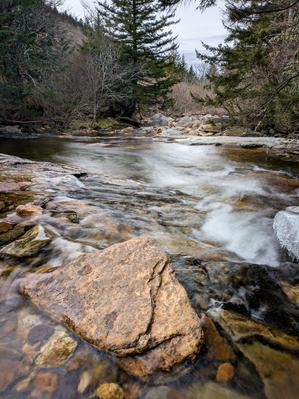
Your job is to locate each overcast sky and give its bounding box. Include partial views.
[62,0,227,64]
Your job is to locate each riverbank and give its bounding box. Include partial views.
[0,138,299,398]
[1,112,298,142]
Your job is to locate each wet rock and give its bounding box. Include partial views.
[187,381,251,399]
[0,219,13,233]
[0,359,27,393]
[18,181,32,191]
[21,237,203,378]
[153,233,234,261]
[237,342,299,399]
[33,372,59,394]
[90,362,119,385]
[0,191,33,214]
[0,182,22,192]
[0,224,25,245]
[15,375,33,392]
[144,386,170,399]
[273,207,299,261]
[216,362,235,383]
[280,281,299,306]
[123,381,142,399]
[96,383,125,399]
[35,327,77,367]
[27,324,54,345]
[16,203,43,217]
[0,365,15,392]
[160,129,182,137]
[200,315,236,362]
[0,225,51,257]
[214,309,299,353]
[17,309,44,340]
[230,195,261,211]
[77,371,92,394]
[178,261,299,335]
[22,342,41,363]
[0,317,17,339]
[47,174,85,190]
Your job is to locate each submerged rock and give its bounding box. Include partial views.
[214,309,299,353]
[238,342,299,399]
[35,327,77,367]
[0,182,23,192]
[187,381,251,399]
[20,237,203,378]
[0,225,51,257]
[77,371,92,394]
[273,207,299,261]
[96,383,124,399]
[178,260,299,335]
[200,315,235,362]
[0,224,25,245]
[280,281,299,306]
[0,219,13,233]
[16,203,43,217]
[33,372,59,394]
[212,310,299,399]
[216,362,235,383]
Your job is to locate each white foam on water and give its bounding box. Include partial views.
[197,203,280,266]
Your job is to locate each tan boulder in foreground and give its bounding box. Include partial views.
[21,237,203,378]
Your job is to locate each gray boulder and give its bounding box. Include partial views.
[150,113,173,127]
[273,207,299,260]
[160,128,182,137]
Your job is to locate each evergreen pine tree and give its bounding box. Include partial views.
[196,0,299,133]
[97,0,179,111]
[0,0,69,121]
[188,65,197,81]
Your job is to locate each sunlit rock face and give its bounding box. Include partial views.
[273,207,299,261]
[20,237,204,378]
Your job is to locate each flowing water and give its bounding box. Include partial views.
[0,136,299,399]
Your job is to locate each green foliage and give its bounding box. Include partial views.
[97,0,179,110]
[196,0,299,133]
[0,0,70,121]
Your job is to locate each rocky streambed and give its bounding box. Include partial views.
[0,136,299,399]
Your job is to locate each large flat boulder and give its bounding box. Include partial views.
[20,237,203,378]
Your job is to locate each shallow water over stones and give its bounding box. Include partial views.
[0,137,299,398]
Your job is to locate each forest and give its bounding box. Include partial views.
[1,0,298,134]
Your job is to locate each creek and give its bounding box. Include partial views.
[0,136,299,398]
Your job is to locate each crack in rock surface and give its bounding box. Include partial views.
[20,237,204,378]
